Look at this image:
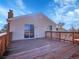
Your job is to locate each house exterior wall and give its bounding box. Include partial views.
[10,13,57,40]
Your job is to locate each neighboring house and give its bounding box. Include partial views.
[8,10,65,40]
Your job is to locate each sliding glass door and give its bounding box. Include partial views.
[24,24,34,38]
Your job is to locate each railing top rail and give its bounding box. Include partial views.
[0,32,7,37]
[46,31,79,33]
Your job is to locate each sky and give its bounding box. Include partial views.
[0,0,79,30]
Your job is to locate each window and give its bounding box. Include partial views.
[49,25,52,31]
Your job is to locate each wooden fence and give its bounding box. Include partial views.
[45,31,79,44]
[0,32,12,56]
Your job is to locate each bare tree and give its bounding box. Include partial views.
[58,22,65,29]
[56,22,65,31]
[1,24,8,33]
[69,24,76,32]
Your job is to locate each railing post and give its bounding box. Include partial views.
[59,32,61,41]
[72,32,74,44]
[51,31,52,39]
[45,31,47,38]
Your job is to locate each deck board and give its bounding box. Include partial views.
[2,39,79,59]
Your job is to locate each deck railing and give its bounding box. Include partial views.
[0,32,12,56]
[45,31,79,44]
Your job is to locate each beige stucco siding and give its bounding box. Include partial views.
[10,13,57,40]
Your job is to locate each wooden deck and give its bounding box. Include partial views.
[2,39,79,59]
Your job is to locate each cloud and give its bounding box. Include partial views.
[12,9,32,17]
[54,0,77,5]
[74,8,79,16]
[0,6,8,18]
[75,9,79,12]
[48,0,79,29]
[9,0,26,16]
[0,6,8,26]
[12,0,32,16]
[66,8,79,18]
[66,11,74,17]
[49,0,77,14]
[15,0,25,9]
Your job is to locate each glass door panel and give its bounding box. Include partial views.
[24,24,34,38]
[30,25,34,38]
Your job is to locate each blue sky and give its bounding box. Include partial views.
[0,0,79,30]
